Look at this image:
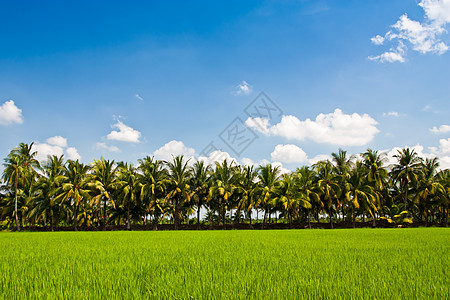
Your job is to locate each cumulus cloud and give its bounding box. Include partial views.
[46,136,67,148]
[32,136,81,162]
[385,142,450,170]
[106,120,141,143]
[233,81,252,96]
[153,140,196,161]
[370,0,450,63]
[0,100,23,125]
[270,144,308,163]
[245,109,379,146]
[66,147,81,160]
[96,142,121,153]
[430,124,450,133]
[198,150,239,166]
[308,154,332,165]
[369,41,406,63]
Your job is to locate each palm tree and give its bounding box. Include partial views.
[29,155,66,230]
[190,161,211,229]
[362,149,388,217]
[55,160,90,231]
[2,142,40,231]
[209,159,238,227]
[256,164,281,229]
[295,166,320,229]
[117,163,141,230]
[415,158,444,226]
[236,165,258,227]
[391,148,423,215]
[89,158,118,230]
[314,160,341,229]
[435,169,450,226]
[165,155,192,230]
[345,161,378,227]
[138,156,168,229]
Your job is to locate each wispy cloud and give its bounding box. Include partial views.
[96,142,121,152]
[382,111,400,117]
[135,94,144,101]
[233,81,252,96]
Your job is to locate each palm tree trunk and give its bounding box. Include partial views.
[14,178,20,232]
[308,210,311,229]
[103,197,107,231]
[74,204,79,231]
[126,206,131,230]
[352,207,355,228]
[329,211,333,229]
[197,204,201,230]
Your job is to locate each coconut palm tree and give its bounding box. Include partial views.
[138,156,168,229]
[209,159,238,227]
[236,165,258,227]
[116,163,141,230]
[89,158,118,230]
[435,169,450,226]
[54,160,90,231]
[295,166,320,229]
[165,155,192,230]
[29,155,66,230]
[256,164,281,229]
[190,161,211,229]
[2,142,40,231]
[391,148,423,215]
[314,160,341,229]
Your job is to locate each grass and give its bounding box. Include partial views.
[0,228,449,299]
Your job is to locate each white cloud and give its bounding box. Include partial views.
[246,109,379,146]
[32,143,65,162]
[308,154,331,165]
[383,111,400,117]
[371,35,385,45]
[369,42,406,63]
[66,147,81,161]
[270,144,308,163]
[233,81,252,96]
[198,150,239,166]
[430,124,450,133]
[0,100,23,125]
[46,136,68,148]
[270,161,291,175]
[370,1,450,63]
[32,137,81,162]
[106,120,141,143]
[386,142,450,170]
[135,94,144,101]
[96,142,121,153]
[153,140,196,161]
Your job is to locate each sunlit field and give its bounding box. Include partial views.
[1,228,448,299]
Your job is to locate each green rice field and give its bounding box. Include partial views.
[0,228,449,299]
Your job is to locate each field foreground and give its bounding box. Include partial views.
[1,229,449,299]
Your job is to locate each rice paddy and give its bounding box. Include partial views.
[0,228,449,299]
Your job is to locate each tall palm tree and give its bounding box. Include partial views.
[236,165,258,227]
[2,142,40,231]
[391,148,423,214]
[295,166,320,229]
[165,155,192,230]
[256,164,281,229]
[345,161,378,227]
[435,169,450,226]
[89,158,118,230]
[362,149,388,217]
[314,160,341,229]
[55,160,90,231]
[209,159,238,227]
[29,155,66,230]
[138,156,168,229]
[190,161,211,229]
[415,158,444,226]
[117,163,141,230]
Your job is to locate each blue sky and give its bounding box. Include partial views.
[1,0,449,171]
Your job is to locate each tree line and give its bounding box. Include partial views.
[1,142,449,231]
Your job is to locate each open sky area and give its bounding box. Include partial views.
[1,0,449,171]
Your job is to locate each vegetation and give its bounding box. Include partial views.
[0,229,448,299]
[1,143,449,230]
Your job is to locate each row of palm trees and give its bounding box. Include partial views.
[1,143,449,231]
